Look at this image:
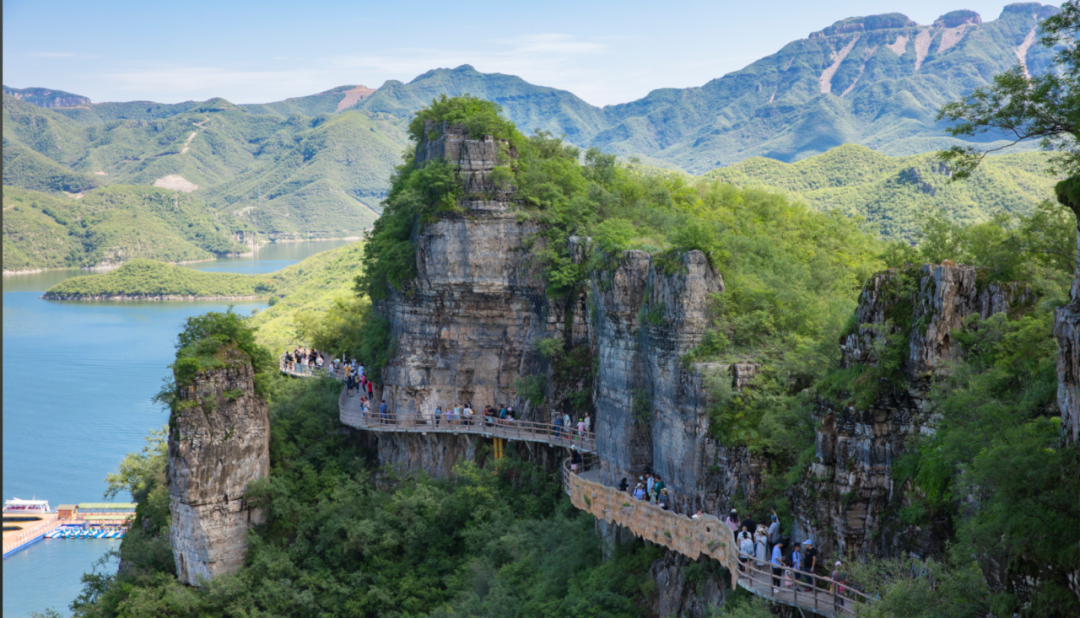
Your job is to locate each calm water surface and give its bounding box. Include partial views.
[2,240,350,618]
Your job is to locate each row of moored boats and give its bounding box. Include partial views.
[46,527,125,539]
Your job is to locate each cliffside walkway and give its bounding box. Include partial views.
[279,354,344,380]
[338,387,865,616]
[339,389,598,453]
[562,454,869,616]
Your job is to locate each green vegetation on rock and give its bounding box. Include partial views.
[42,260,273,299]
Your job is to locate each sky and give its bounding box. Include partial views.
[2,0,1038,107]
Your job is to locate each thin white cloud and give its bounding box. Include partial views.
[27,52,75,58]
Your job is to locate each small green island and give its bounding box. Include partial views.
[41,259,277,301]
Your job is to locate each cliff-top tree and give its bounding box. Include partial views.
[938,1,1079,182]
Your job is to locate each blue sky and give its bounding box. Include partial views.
[3,1,1036,106]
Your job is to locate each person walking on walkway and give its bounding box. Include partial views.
[554,413,564,439]
[435,406,443,427]
[831,561,846,608]
[619,477,628,493]
[634,483,646,500]
[791,542,803,587]
[583,413,591,434]
[577,418,585,440]
[570,448,582,473]
[754,528,768,568]
[771,540,784,592]
[379,400,388,424]
[768,510,781,545]
[658,488,670,511]
[645,474,655,501]
[653,476,665,500]
[726,509,741,536]
[738,529,754,572]
[801,539,819,592]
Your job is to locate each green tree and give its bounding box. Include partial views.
[937,1,1080,179]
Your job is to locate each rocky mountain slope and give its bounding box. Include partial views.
[2,4,1061,246]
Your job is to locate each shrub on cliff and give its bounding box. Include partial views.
[167,309,273,391]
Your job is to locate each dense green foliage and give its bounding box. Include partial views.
[2,185,250,272]
[43,259,272,299]
[72,367,664,618]
[408,94,523,143]
[168,309,274,390]
[705,144,1059,240]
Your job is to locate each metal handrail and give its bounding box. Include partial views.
[339,388,598,452]
[734,549,869,614]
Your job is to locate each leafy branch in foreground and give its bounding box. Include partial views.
[936,1,1080,179]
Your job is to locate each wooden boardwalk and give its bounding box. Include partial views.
[337,386,868,616]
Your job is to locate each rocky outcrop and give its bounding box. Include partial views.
[168,348,270,586]
[591,251,724,511]
[1056,178,1080,453]
[795,263,1024,560]
[376,122,552,428]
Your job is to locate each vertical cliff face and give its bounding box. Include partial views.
[591,250,724,511]
[168,348,270,586]
[378,122,553,427]
[793,264,1024,559]
[1055,181,1080,453]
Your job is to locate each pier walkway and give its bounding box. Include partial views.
[3,513,61,557]
[338,387,867,616]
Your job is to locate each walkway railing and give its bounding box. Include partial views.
[339,388,597,453]
[279,354,344,380]
[734,551,869,616]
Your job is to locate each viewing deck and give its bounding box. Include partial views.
[339,388,597,453]
[338,386,868,616]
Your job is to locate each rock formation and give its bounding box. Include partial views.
[1055,178,1080,453]
[793,263,1025,559]
[590,250,726,513]
[168,348,270,586]
[376,122,554,426]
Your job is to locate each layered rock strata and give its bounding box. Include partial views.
[793,263,1024,559]
[591,251,737,514]
[168,349,270,586]
[377,122,553,425]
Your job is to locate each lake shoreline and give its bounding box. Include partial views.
[40,293,268,302]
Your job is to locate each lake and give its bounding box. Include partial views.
[2,240,352,618]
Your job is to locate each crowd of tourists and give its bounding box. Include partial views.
[282,347,328,373]
[617,472,672,510]
[724,507,856,602]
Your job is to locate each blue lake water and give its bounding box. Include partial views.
[2,240,352,618]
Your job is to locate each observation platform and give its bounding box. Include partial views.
[339,388,597,453]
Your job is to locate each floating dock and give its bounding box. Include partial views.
[3,502,135,557]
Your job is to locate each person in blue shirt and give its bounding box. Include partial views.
[771,540,784,592]
[379,400,388,424]
[791,542,803,587]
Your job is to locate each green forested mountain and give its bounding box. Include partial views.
[1,3,1062,250]
[706,144,1060,238]
[2,186,252,272]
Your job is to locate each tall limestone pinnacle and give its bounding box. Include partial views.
[167,347,270,586]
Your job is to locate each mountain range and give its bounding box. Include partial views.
[1,3,1062,250]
